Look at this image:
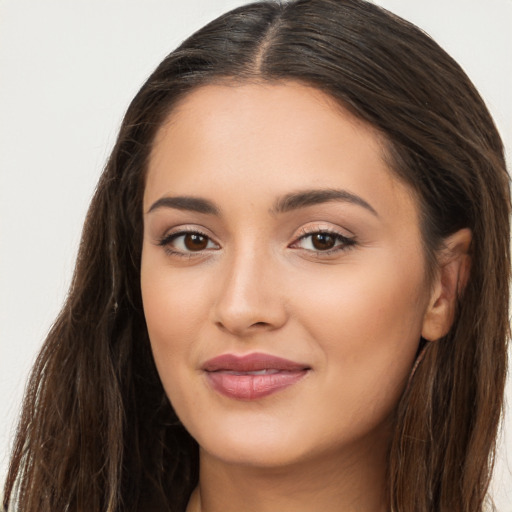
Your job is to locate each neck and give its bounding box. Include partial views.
[186,432,389,512]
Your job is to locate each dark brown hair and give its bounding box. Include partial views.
[3,1,510,511]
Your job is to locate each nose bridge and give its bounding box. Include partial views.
[213,238,286,335]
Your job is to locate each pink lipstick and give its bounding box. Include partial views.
[202,353,310,400]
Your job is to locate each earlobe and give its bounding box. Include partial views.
[421,228,472,341]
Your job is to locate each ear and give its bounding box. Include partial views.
[421,228,472,341]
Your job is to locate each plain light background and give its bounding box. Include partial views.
[1,0,511,508]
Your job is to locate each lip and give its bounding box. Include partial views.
[202,352,310,401]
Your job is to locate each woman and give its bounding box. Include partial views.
[3,0,510,511]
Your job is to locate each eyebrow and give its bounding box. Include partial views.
[147,196,220,215]
[146,188,378,217]
[271,188,378,216]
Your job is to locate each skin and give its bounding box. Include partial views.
[141,82,469,512]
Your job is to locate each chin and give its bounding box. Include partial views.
[199,437,311,469]
[185,412,313,468]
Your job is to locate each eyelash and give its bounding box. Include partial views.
[157,228,356,258]
[157,229,216,258]
[292,228,356,256]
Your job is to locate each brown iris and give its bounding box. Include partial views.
[311,233,337,250]
[184,233,209,251]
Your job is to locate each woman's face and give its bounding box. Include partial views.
[141,82,433,468]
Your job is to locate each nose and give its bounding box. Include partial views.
[212,247,288,337]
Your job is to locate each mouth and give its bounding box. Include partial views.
[202,353,311,400]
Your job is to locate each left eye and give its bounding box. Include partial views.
[294,232,354,252]
[164,232,218,252]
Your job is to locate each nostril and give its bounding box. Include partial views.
[251,321,270,328]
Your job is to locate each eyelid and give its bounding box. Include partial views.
[155,223,356,258]
[290,224,357,254]
[295,223,354,238]
[157,226,221,256]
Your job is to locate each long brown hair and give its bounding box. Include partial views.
[3,1,510,511]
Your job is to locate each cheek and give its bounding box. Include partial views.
[140,259,210,393]
[294,253,427,407]
[141,251,211,334]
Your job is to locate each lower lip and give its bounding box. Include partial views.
[206,370,308,400]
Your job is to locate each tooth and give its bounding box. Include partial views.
[224,369,281,375]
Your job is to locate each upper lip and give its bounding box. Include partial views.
[202,352,310,372]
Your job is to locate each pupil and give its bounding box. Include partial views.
[312,233,335,250]
[185,233,208,251]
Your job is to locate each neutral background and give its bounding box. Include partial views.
[1,0,511,508]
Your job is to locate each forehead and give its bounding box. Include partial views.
[145,81,417,225]
[149,81,384,171]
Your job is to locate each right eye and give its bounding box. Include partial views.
[158,230,219,255]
